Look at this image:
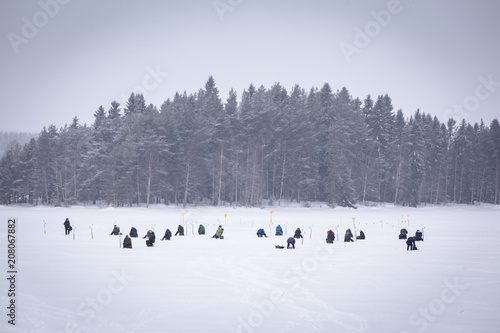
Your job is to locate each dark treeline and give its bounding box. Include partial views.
[1,77,499,207]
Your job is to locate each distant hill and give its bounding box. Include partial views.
[0,131,37,156]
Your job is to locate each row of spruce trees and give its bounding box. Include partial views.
[1,77,499,207]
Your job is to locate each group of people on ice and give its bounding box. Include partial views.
[399,228,424,250]
[111,223,225,248]
[256,223,422,252]
[64,218,422,251]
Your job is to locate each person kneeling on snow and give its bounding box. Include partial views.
[257,228,267,238]
[326,230,335,243]
[198,224,205,235]
[143,230,156,247]
[399,228,408,239]
[175,225,184,236]
[287,237,296,249]
[213,225,224,239]
[344,229,354,242]
[161,228,172,241]
[294,228,303,239]
[275,225,283,236]
[415,230,423,241]
[129,227,138,238]
[406,236,417,251]
[110,225,120,235]
[356,230,365,240]
[123,235,132,249]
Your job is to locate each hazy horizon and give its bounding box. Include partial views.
[1,0,499,133]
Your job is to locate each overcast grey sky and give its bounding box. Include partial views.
[1,0,499,133]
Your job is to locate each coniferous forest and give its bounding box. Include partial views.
[1,77,499,207]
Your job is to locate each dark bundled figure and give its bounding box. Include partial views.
[406,236,417,251]
[415,230,424,241]
[161,229,172,241]
[175,225,184,236]
[143,230,156,247]
[326,230,335,243]
[110,225,120,235]
[63,218,72,235]
[294,228,303,239]
[399,228,408,239]
[344,229,354,242]
[129,227,138,238]
[356,230,365,240]
[123,235,132,249]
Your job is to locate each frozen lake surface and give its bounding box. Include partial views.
[1,203,499,333]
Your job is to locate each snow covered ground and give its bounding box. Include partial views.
[0,203,499,333]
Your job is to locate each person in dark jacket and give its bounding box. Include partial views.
[275,225,283,236]
[399,228,408,239]
[198,224,205,235]
[175,225,184,236]
[287,237,296,249]
[356,230,365,240]
[294,228,303,239]
[344,229,354,242]
[143,230,156,247]
[415,230,423,241]
[110,225,120,235]
[406,236,417,251]
[63,218,72,235]
[129,227,138,238]
[326,230,335,243]
[161,228,172,241]
[257,228,267,237]
[123,235,132,248]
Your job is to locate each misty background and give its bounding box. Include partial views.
[1,0,499,134]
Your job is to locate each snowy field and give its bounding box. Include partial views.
[1,203,499,333]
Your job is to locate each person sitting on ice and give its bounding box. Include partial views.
[275,225,283,236]
[123,235,132,249]
[344,229,354,242]
[129,227,138,238]
[110,225,120,235]
[175,225,184,236]
[287,237,296,249]
[399,228,408,239]
[143,230,156,247]
[356,230,366,240]
[63,218,72,235]
[326,230,335,243]
[257,228,267,238]
[415,230,423,241]
[198,224,205,235]
[213,225,224,239]
[294,228,303,239]
[161,228,172,241]
[406,236,417,251]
